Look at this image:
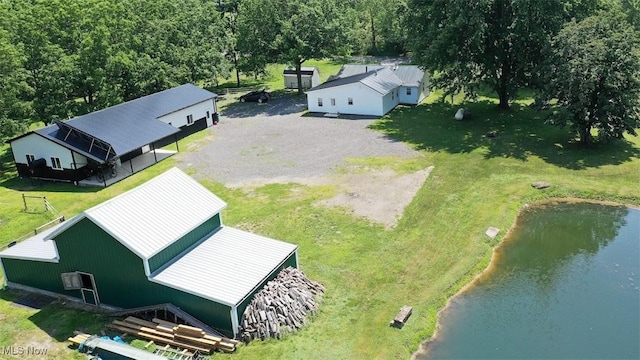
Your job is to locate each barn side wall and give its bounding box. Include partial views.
[148,214,221,274]
[1,217,235,336]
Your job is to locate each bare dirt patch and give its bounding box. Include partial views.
[317,166,434,228]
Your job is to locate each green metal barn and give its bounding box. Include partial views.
[0,168,298,337]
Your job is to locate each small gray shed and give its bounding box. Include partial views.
[283,67,320,89]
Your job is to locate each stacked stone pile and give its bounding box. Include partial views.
[239,267,325,342]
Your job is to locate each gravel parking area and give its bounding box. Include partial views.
[180,95,419,185]
[178,94,432,227]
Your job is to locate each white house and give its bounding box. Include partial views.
[393,66,430,105]
[8,84,218,185]
[306,68,403,117]
[306,64,429,117]
[283,67,320,89]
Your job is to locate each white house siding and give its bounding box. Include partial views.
[418,72,430,103]
[157,99,215,128]
[11,134,86,170]
[307,83,385,116]
[398,86,420,105]
[382,89,401,115]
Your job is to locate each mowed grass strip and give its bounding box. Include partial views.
[1,89,639,359]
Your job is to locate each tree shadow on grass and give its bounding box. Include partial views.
[1,176,101,194]
[27,303,109,342]
[0,289,107,342]
[369,101,640,169]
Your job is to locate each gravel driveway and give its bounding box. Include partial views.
[179,95,420,187]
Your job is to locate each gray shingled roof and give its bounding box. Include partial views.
[335,64,425,87]
[34,84,216,162]
[393,65,425,87]
[336,64,386,78]
[360,68,403,94]
[308,68,402,95]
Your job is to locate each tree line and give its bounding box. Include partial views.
[0,0,638,145]
[406,0,639,144]
[0,0,408,140]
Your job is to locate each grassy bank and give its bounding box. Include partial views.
[0,90,638,358]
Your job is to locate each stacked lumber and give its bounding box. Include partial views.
[67,331,92,346]
[239,267,325,342]
[109,316,239,353]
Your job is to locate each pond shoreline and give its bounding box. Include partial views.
[411,197,639,359]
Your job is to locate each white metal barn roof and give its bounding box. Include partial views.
[0,222,62,262]
[151,226,298,306]
[49,168,228,259]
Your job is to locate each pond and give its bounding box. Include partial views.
[418,203,639,359]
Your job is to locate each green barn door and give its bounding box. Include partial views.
[79,273,100,306]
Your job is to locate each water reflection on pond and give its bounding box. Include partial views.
[418,203,639,359]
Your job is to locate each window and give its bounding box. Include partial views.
[50,157,62,170]
[187,114,194,125]
[26,154,35,165]
[318,98,323,107]
[392,91,394,100]
[348,97,353,105]
[331,98,336,106]
[406,88,412,95]
[206,111,210,119]
[61,272,82,290]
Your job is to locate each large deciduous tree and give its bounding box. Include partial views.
[357,0,409,55]
[0,3,30,140]
[406,0,574,109]
[237,0,350,94]
[541,12,640,145]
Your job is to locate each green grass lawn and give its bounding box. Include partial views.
[215,59,346,92]
[0,88,638,359]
